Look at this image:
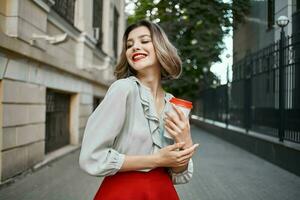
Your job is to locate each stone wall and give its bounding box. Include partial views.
[0,0,126,182]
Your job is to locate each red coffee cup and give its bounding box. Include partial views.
[169,97,193,117]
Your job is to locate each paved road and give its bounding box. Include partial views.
[0,125,299,200]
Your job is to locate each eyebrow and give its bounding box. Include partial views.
[127,34,151,42]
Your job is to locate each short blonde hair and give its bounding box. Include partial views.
[114,20,182,80]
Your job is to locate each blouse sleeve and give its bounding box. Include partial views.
[169,159,193,185]
[79,79,130,177]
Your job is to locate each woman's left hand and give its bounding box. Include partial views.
[164,104,193,149]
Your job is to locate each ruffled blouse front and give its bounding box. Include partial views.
[79,76,193,184]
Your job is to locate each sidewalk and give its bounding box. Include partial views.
[0,125,299,200]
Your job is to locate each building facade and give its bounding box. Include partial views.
[0,0,126,182]
[233,0,299,62]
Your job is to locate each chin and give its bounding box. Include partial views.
[131,62,152,71]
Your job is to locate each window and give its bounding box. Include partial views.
[93,0,103,48]
[52,0,76,25]
[267,0,275,29]
[46,90,70,153]
[113,7,119,58]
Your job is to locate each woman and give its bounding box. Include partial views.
[79,20,199,200]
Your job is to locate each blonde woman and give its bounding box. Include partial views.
[79,20,199,200]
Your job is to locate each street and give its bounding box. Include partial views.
[0,125,299,200]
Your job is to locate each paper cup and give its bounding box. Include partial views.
[164,97,193,139]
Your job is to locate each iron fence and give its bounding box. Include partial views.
[196,31,300,143]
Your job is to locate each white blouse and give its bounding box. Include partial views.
[79,76,193,184]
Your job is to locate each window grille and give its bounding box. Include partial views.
[52,0,76,25]
[113,7,119,58]
[93,0,103,48]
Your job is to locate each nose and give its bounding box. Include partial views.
[132,42,141,52]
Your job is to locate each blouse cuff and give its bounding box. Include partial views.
[169,159,193,185]
[106,149,125,176]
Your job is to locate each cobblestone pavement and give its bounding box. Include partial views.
[0,125,299,200]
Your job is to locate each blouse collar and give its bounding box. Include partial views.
[127,76,174,148]
[127,76,173,102]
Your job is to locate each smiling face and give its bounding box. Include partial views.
[114,20,182,80]
[125,26,160,75]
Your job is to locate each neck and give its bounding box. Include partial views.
[136,71,164,99]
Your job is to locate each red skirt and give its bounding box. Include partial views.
[94,168,180,200]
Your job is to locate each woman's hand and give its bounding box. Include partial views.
[154,142,199,168]
[164,104,193,149]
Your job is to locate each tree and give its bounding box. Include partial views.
[127,0,250,100]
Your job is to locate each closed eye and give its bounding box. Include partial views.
[126,44,133,49]
[141,40,150,44]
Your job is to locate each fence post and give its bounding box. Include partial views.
[225,83,229,127]
[276,16,289,141]
[225,54,230,127]
[278,28,286,142]
[243,76,251,132]
[203,90,206,120]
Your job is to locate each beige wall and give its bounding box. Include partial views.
[0,0,126,84]
[75,0,94,36]
[0,0,126,182]
[1,78,45,180]
[0,47,109,182]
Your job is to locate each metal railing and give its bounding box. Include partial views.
[195,31,300,143]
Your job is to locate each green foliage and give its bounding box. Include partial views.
[127,0,250,100]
